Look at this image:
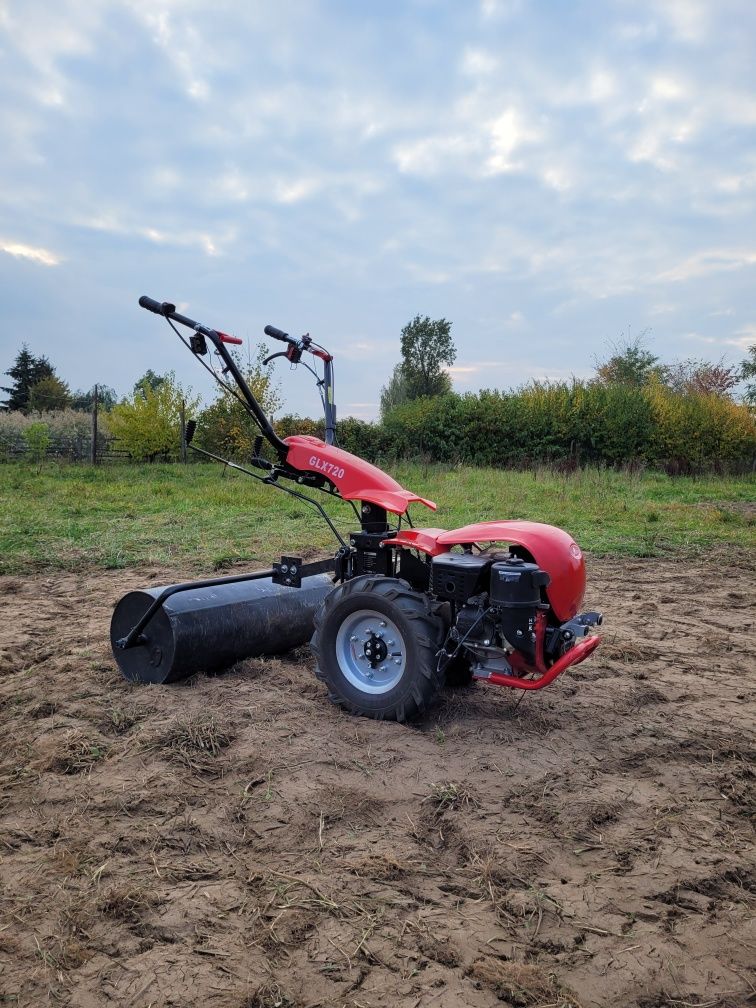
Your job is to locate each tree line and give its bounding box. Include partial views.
[2,319,755,470]
[0,346,118,413]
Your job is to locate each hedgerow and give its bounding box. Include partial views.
[373,382,755,473]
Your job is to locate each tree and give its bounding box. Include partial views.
[380,316,456,417]
[133,370,166,398]
[379,364,411,419]
[1,346,55,412]
[594,332,665,387]
[28,374,71,412]
[664,357,740,398]
[71,386,118,411]
[109,372,200,461]
[740,344,756,408]
[399,315,456,399]
[196,347,282,458]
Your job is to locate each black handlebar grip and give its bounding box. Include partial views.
[264,324,290,342]
[139,295,164,314]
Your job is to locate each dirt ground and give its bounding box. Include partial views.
[0,554,754,1008]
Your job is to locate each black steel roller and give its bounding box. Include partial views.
[110,574,334,684]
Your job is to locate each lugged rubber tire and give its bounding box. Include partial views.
[311,576,445,722]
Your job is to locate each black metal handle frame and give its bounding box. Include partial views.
[138,295,409,556]
[188,318,289,457]
[186,441,353,548]
[142,297,337,453]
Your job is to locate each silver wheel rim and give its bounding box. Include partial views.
[334,608,407,694]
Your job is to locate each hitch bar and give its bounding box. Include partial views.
[115,556,335,651]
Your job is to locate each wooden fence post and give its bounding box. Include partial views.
[180,398,187,464]
[91,384,98,465]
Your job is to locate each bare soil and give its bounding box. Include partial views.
[1,556,754,1008]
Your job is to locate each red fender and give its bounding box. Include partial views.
[436,521,585,621]
[386,520,585,622]
[284,436,436,515]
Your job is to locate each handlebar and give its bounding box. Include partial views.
[139,298,331,360]
[139,295,197,331]
[138,294,287,455]
[139,295,241,344]
[264,324,295,344]
[264,323,333,363]
[138,295,335,446]
[138,295,165,315]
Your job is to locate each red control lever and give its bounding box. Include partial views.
[217,331,243,345]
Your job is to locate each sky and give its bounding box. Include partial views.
[1,0,755,420]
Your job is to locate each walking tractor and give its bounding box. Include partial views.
[110,297,603,721]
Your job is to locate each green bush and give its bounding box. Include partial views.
[23,422,51,463]
[109,374,200,462]
[0,409,109,461]
[373,382,755,473]
[190,381,756,475]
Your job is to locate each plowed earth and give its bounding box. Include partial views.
[1,556,754,1008]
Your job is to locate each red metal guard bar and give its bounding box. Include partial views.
[484,634,601,690]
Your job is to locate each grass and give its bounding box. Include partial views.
[0,460,753,574]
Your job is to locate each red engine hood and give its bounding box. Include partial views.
[284,436,436,515]
[387,520,585,622]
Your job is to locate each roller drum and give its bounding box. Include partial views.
[110,573,334,684]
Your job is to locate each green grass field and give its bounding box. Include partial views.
[0,461,753,574]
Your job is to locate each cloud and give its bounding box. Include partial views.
[342,401,378,419]
[460,47,498,78]
[274,177,322,205]
[447,365,482,376]
[0,240,60,266]
[658,249,756,282]
[78,212,226,257]
[659,0,709,43]
[447,359,594,389]
[479,0,522,20]
[485,108,538,175]
[129,6,210,101]
[730,325,756,350]
[0,0,754,413]
[683,327,754,352]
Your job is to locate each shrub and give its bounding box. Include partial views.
[0,409,110,461]
[109,374,200,462]
[373,381,755,473]
[195,348,281,460]
[23,422,51,463]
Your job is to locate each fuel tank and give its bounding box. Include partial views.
[110,573,334,684]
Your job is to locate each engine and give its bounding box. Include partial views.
[432,550,601,680]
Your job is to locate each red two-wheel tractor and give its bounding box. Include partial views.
[110,297,602,721]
